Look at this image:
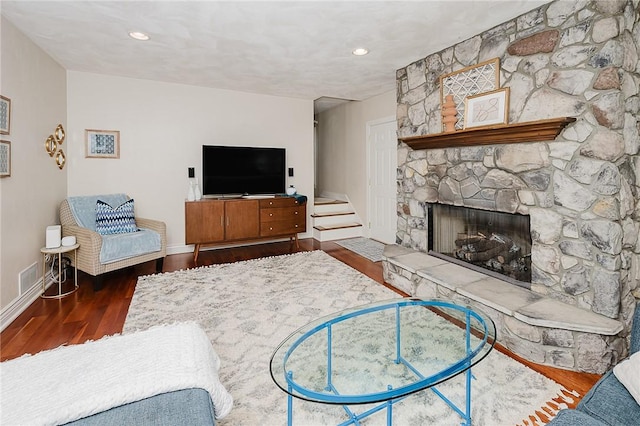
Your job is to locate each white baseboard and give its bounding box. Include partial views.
[2,239,313,332]
[0,280,44,333]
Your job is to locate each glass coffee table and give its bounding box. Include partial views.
[270,298,496,426]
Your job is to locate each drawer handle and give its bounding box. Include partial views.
[295,224,298,228]
[294,211,298,215]
[269,201,273,205]
[269,227,273,230]
[269,213,273,217]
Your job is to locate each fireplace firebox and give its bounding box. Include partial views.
[427,204,532,288]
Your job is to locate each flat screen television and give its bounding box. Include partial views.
[202,145,286,196]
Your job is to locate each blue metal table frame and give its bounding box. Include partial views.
[270,298,496,426]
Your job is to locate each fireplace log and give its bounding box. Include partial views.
[456,238,503,253]
[497,247,520,264]
[462,245,508,262]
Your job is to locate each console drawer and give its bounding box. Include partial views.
[260,206,305,223]
[260,219,305,236]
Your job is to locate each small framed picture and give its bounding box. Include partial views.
[464,87,510,129]
[0,140,11,177]
[85,129,120,158]
[0,95,11,135]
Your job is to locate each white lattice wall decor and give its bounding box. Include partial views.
[439,58,500,130]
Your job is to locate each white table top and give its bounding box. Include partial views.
[40,243,80,254]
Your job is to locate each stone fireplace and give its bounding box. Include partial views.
[384,0,640,373]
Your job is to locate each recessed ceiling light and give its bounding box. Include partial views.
[128,31,150,41]
[352,47,369,56]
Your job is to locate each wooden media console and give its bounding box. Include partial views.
[185,196,306,262]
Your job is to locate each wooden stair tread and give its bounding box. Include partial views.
[313,222,363,231]
[311,211,355,218]
[314,199,348,206]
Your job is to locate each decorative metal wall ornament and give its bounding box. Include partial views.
[44,123,66,169]
[439,58,500,130]
[45,135,57,156]
[55,149,66,170]
[54,124,65,144]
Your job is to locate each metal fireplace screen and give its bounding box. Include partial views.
[428,204,532,287]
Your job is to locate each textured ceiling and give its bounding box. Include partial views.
[1,1,547,112]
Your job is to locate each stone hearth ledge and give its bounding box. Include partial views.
[382,244,623,373]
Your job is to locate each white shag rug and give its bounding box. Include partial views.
[335,237,385,262]
[124,251,575,425]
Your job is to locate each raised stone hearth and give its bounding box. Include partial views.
[393,0,639,373]
[382,244,623,374]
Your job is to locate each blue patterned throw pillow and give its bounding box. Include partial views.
[95,199,138,235]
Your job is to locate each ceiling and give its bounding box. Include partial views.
[1,1,547,113]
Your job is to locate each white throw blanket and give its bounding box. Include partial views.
[0,322,233,425]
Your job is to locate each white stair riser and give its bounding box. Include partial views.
[313,226,363,241]
[312,214,358,227]
[313,203,351,215]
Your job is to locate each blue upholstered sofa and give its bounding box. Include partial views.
[549,304,640,425]
[1,323,232,426]
[65,388,216,425]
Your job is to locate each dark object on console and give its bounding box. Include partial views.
[548,304,640,425]
[202,145,286,196]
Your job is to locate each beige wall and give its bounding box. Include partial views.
[66,72,314,252]
[0,18,67,312]
[315,90,396,229]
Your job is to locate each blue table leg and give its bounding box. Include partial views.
[463,310,472,426]
[386,385,393,426]
[287,371,294,426]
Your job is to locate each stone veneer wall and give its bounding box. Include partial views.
[395,1,640,339]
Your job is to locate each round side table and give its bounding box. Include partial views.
[41,243,79,299]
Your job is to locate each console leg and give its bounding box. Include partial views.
[193,244,201,264]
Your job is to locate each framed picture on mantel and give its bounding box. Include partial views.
[464,87,510,129]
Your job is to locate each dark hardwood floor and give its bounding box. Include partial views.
[1,238,599,412]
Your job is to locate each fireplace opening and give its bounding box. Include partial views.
[427,204,532,288]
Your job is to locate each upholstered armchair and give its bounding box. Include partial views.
[59,194,166,290]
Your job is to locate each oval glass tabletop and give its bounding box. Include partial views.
[269,298,496,405]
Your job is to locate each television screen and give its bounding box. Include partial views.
[202,145,286,196]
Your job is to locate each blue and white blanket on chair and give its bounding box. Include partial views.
[67,194,161,264]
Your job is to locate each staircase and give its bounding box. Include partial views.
[312,198,363,241]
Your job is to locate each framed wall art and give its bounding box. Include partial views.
[0,140,11,177]
[439,58,500,130]
[85,129,120,158]
[464,87,510,129]
[0,95,11,135]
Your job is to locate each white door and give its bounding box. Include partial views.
[367,117,398,244]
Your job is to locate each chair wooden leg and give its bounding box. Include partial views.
[93,274,104,292]
[156,257,164,273]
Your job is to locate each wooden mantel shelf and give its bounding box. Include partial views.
[399,117,576,150]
